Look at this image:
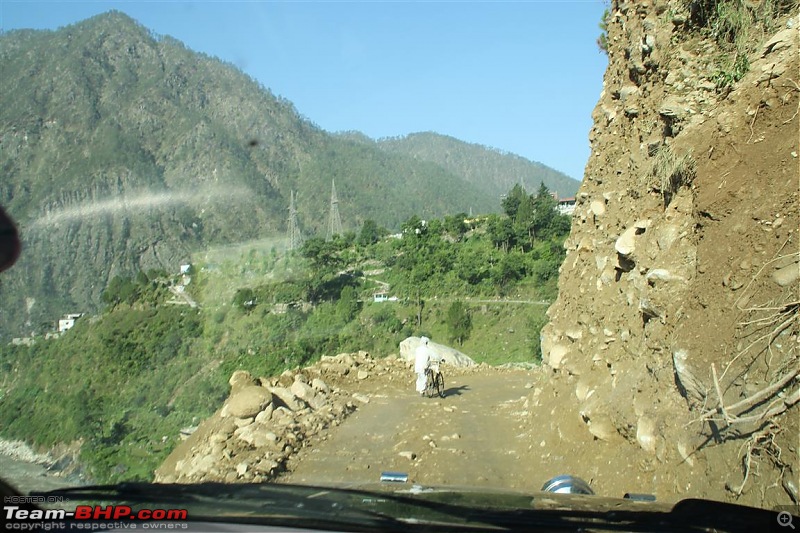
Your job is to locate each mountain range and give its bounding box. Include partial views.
[0,11,579,337]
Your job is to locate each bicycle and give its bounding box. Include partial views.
[423,360,445,398]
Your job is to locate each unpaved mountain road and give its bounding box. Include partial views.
[280,369,574,492]
[278,364,718,503]
[157,352,739,505]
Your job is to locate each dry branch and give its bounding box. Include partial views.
[734,245,794,311]
[712,363,730,422]
[720,367,799,417]
[720,313,796,382]
[746,104,760,143]
[695,367,799,429]
[731,388,800,425]
[727,425,786,497]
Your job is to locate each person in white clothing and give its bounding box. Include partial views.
[414,336,432,395]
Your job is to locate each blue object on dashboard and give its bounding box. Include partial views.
[380,471,409,483]
[541,475,595,495]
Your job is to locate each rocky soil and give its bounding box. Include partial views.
[541,0,799,509]
[156,338,788,504]
[158,348,671,499]
[155,339,482,485]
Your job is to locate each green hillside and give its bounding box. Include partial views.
[0,184,568,482]
[0,11,499,338]
[375,132,581,200]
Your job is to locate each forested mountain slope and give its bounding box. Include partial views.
[376,132,580,199]
[0,11,511,337]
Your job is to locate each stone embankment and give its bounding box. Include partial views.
[156,351,414,483]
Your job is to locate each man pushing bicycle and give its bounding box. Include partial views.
[414,336,432,396]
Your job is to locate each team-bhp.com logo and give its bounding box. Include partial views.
[5,504,188,530]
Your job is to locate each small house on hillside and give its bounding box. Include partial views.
[58,313,82,332]
[557,197,576,215]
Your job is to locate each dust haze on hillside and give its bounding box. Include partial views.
[30,186,251,228]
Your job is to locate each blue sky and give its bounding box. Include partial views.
[1,1,608,181]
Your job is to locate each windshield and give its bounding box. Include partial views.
[1,0,798,530]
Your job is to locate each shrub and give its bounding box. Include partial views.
[648,145,696,208]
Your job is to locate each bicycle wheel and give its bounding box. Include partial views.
[435,372,445,398]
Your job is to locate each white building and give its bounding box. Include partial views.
[58,313,82,333]
[557,197,576,216]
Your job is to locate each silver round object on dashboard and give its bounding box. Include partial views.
[541,475,594,495]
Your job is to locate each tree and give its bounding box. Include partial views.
[501,184,527,220]
[300,237,338,299]
[232,288,257,311]
[597,8,610,55]
[401,215,426,239]
[487,215,514,252]
[527,313,548,363]
[532,182,559,241]
[514,194,536,249]
[446,300,472,346]
[337,285,359,322]
[102,276,137,306]
[358,219,381,246]
[456,244,491,285]
[493,250,527,288]
[444,213,468,241]
[135,271,149,286]
[301,237,342,272]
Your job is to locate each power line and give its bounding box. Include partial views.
[326,179,343,241]
[287,189,303,251]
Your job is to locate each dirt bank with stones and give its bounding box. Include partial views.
[156,351,417,483]
[540,1,798,509]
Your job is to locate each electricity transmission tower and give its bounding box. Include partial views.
[326,179,343,241]
[287,190,303,251]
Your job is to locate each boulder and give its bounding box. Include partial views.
[547,343,571,370]
[224,386,273,419]
[352,393,370,404]
[270,387,306,412]
[645,268,685,285]
[590,200,606,217]
[762,27,796,56]
[636,415,658,454]
[290,380,317,403]
[311,378,330,393]
[229,370,257,393]
[615,227,638,256]
[583,413,622,443]
[659,96,690,118]
[399,337,476,367]
[773,261,799,287]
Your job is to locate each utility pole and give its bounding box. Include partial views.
[287,190,303,251]
[326,179,343,241]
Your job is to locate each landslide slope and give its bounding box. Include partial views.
[540,1,798,508]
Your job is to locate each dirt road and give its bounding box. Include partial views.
[280,369,558,492]
[160,352,763,506]
[277,363,716,503]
